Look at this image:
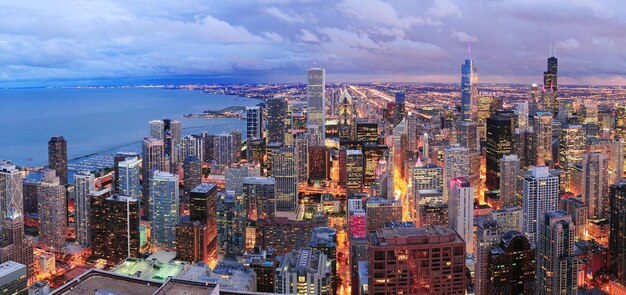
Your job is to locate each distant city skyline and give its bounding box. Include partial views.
[2,1,626,87]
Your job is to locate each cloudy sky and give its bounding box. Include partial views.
[1,0,626,86]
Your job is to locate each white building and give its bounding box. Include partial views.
[307,67,326,146]
[536,211,578,294]
[443,144,469,202]
[522,166,559,246]
[73,171,95,247]
[150,171,179,250]
[276,248,331,295]
[448,177,474,254]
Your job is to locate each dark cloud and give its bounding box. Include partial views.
[0,0,625,86]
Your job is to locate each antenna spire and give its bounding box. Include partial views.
[468,40,471,59]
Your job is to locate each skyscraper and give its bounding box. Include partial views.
[149,119,182,168]
[522,166,559,246]
[346,150,364,195]
[487,231,535,294]
[182,156,202,196]
[37,170,66,252]
[499,154,519,207]
[243,177,275,221]
[272,147,298,212]
[443,144,469,201]
[533,112,553,165]
[609,183,626,285]
[307,67,326,146]
[486,111,514,191]
[368,225,466,294]
[275,248,331,295]
[582,152,609,220]
[536,211,578,294]
[141,137,165,219]
[338,87,355,141]
[213,133,235,167]
[149,171,179,250]
[365,197,402,233]
[293,134,309,183]
[73,171,95,247]
[189,183,218,263]
[0,161,34,282]
[394,91,406,126]
[266,97,287,143]
[246,106,263,140]
[48,136,67,185]
[448,177,475,254]
[91,193,140,266]
[461,50,478,122]
[117,156,141,199]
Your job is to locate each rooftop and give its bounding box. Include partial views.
[191,183,217,194]
[370,225,464,247]
[0,261,26,276]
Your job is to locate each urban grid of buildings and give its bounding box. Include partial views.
[4,49,626,295]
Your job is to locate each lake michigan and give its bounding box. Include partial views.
[0,87,259,167]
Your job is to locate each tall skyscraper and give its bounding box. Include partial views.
[582,152,609,220]
[461,49,478,122]
[275,248,331,295]
[536,211,578,294]
[394,91,406,126]
[365,197,402,233]
[91,193,140,266]
[412,163,444,192]
[368,225,466,294]
[266,97,287,143]
[307,67,326,146]
[213,133,235,167]
[542,54,558,114]
[48,136,67,185]
[609,183,626,285]
[246,106,263,140]
[499,154,519,207]
[149,171,179,250]
[337,88,354,141]
[149,119,182,167]
[272,147,298,212]
[0,161,34,282]
[443,144,469,201]
[243,177,275,221]
[117,156,141,199]
[293,134,309,183]
[448,177,475,254]
[346,150,364,195]
[189,183,218,263]
[487,230,535,294]
[522,166,559,246]
[141,137,165,219]
[533,112,553,165]
[182,156,202,195]
[37,170,66,252]
[486,111,514,191]
[560,197,587,241]
[514,101,530,130]
[73,171,95,247]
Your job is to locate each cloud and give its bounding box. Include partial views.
[264,6,310,23]
[451,30,477,43]
[298,29,321,43]
[557,38,581,49]
[427,0,462,18]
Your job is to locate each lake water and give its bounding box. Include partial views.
[0,87,259,166]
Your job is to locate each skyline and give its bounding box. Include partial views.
[1,0,626,87]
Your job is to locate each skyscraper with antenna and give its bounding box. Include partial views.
[542,44,559,114]
[461,41,478,122]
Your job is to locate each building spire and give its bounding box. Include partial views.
[468,40,471,59]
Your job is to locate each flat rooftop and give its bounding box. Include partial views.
[52,270,161,295]
[112,258,183,281]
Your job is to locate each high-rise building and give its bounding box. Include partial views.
[37,170,66,252]
[246,106,263,140]
[182,156,202,196]
[73,171,95,247]
[275,248,331,295]
[272,147,298,212]
[514,101,530,130]
[47,136,67,185]
[461,51,478,122]
[582,152,609,220]
[533,112,553,165]
[412,163,443,192]
[91,193,140,266]
[522,166,559,246]
[149,119,181,168]
[394,91,406,126]
[244,247,278,293]
[224,164,260,195]
[266,97,287,143]
[0,261,27,294]
[559,124,585,168]
[365,197,402,233]
[181,134,205,162]
[213,133,235,167]
[309,227,337,294]
[293,134,309,183]
[499,154,519,207]
[309,146,330,181]
[487,230,535,294]
[542,55,558,114]
[338,88,355,141]
[0,161,34,282]
[475,219,502,295]
[536,211,578,294]
[368,225,466,294]
[448,177,475,254]
[307,67,326,146]
[217,191,247,256]
[443,145,469,201]
[189,183,217,223]
[142,137,165,219]
[255,217,328,256]
[117,156,141,198]
[346,150,364,195]
[176,219,207,263]
[609,183,626,285]
[149,171,179,250]
[560,197,587,241]
[486,111,514,191]
[243,177,275,221]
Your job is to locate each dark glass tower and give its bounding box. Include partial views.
[609,183,626,284]
[266,97,287,143]
[461,55,478,122]
[394,91,406,126]
[485,111,514,191]
[48,136,67,185]
[487,230,535,294]
[544,56,558,92]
